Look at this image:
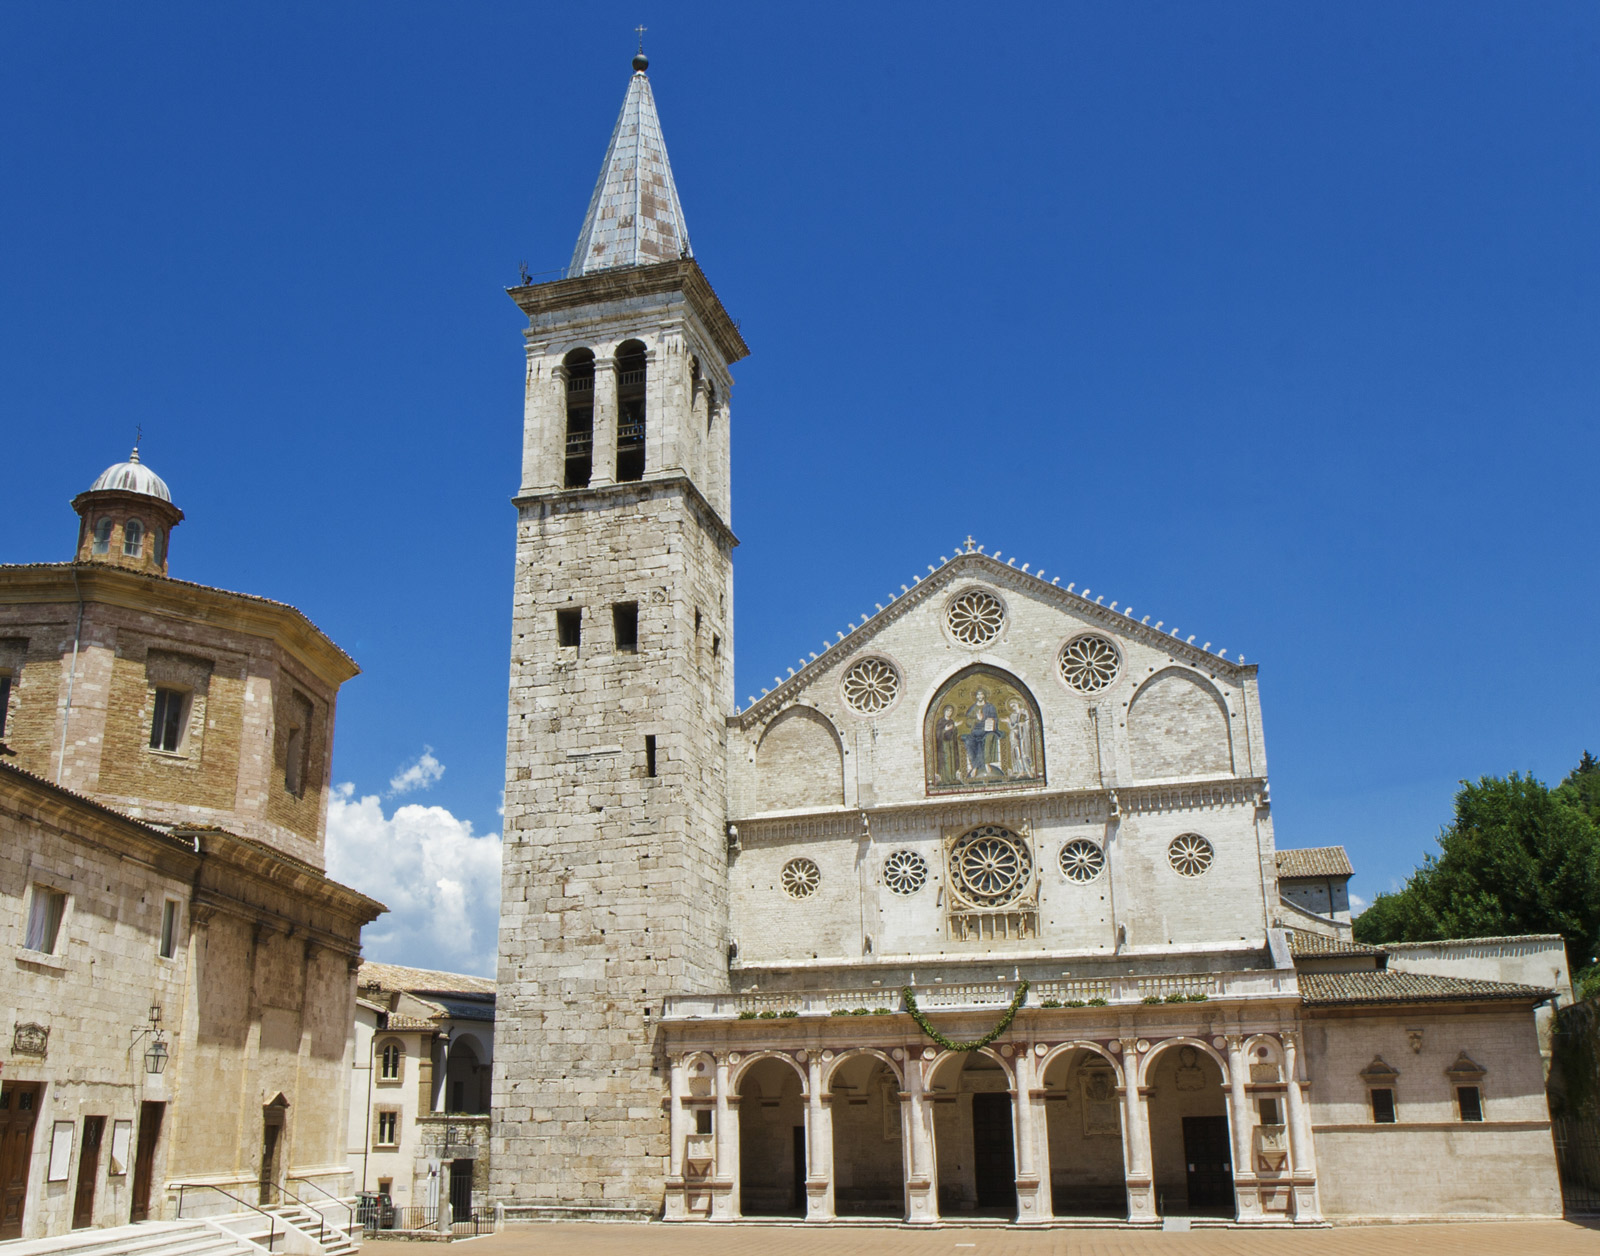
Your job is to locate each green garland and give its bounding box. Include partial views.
[902,981,1029,1052]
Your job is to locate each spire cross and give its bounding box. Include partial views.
[965,535,976,553]
[635,24,646,53]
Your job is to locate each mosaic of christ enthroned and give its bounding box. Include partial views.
[924,665,1045,795]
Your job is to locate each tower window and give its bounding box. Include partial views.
[92,517,113,555]
[563,348,595,488]
[645,735,657,778]
[616,340,646,482]
[1369,1088,1396,1124]
[284,691,313,797]
[1456,1086,1483,1122]
[150,687,188,752]
[613,603,638,654]
[123,518,145,558]
[159,899,179,959]
[556,609,582,648]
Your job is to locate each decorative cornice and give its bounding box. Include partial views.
[513,473,736,554]
[508,259,748,366]
[731,776,1267,837]
[732,548,1254,728]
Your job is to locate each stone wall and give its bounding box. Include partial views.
[1304,1003,1562,1220]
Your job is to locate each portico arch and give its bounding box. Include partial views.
[1143,1039,1233,1218]
[828,1052,905,1217]
[737,1055,808,1216]
[926,1049,1017,1218]
[1040,1045,1127,1218]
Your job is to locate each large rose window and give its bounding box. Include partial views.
[949,825,1032,907]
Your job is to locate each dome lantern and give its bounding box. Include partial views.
[71,444,185,575]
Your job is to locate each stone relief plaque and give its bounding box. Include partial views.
[925,666,1045,795]
[12,1022,48,1057]
[1080,1068,1120,1137]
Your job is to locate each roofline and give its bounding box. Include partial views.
[0,562,359,686]
[734,549,1255,727]
[0,758,197,853]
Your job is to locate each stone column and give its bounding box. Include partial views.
[903,1053,938,1224]
[1121,1038,1156,1222]
[710,1054,738,1220]
[591,357,617,488]
[1028,1046,1054,1222]
[1011,1049,1045,1223]
[664,1055,688,1220]
[805,1053,834,1220]
[524,357,564,492]
[1226,1034,1260,1221]
[1282,1032,1322,1222]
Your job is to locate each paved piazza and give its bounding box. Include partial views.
[407,1220,1600,1256]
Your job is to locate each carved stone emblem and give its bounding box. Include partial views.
[1174,1045,1205,1091]
[13,1022,48,1056]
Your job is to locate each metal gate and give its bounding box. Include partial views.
[1553,1115,1600,1214]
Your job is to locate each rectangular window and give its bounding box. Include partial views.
[1457,1086,1483,1122]
[25,886,66,954]
[1258,1096,1281,1125]
[556,609,581,648]
[149,687,186,752]
[1370,1087,1396,1124]
[158,900,178,959]
[284,691,313,798]
[645,735,657,778]
[0,673,11,739]
[376,1110,398,1146]
[694,1108,713,1135]
[613,603,638,653]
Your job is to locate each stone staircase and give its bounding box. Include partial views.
[259,1204,359,1256]
[0,1221,267,1256]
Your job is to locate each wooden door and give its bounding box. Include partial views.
[130,1102,165,1223]
[0,1083,43,1240]
[73,1117,105,1229]
[1181,1115,1234,1211]
[970,1093,1016,1213]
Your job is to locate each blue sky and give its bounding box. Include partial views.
[3,4,1596,972]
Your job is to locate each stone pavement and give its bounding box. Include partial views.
[399,1219,1600,1256]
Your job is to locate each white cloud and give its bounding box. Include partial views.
[326,783,501,978]
[1350,892,1370,916]
[388,747,445,796]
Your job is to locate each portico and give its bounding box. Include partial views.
[661,976,1323,1226]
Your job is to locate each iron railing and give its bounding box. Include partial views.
[1554,1115,1600,1215]
[174,1183,279,1251]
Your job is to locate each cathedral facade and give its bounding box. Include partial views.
[491,55,1562,1226]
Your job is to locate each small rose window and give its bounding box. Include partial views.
[781,857,820,899]
[1058,839,1105,883]
[1168,834,1214,878]
[883,849,928,896]
[946,589,1005,647]
[1060,635,1121,693]
[842,658,900,714]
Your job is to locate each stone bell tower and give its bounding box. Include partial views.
[491,50,748,1213]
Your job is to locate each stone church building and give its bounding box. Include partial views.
[491,54,1563,1225]
[0,452,382,1239]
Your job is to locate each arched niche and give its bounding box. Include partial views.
[755,706,844,812]
[1127,668,1233,781]
[924,664,1045,795]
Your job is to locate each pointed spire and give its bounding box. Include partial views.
[568,52,692,278]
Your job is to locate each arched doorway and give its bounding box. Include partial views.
[1145,1042,1233,1218]
[928,1051,1015,1218]
[1040,1047,1126,1218]
[737,1057,806,1217]
[828,1053,905,1218]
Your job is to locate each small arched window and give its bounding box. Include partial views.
[615,340,647,482]
[379,1040,404,1081]
[123,519,145,558]
[92,517,113,555]
[563,348,596,488]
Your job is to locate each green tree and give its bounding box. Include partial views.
[1354,760,1600,975]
